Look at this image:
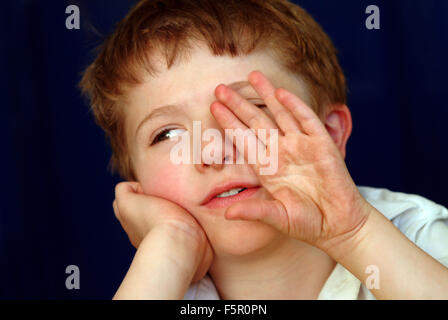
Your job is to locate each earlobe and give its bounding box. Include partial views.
[323,105,353,159]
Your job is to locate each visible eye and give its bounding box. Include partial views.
[255,104,267,109]
[150,128,186,145]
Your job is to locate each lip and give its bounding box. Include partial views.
[200,181,261,208]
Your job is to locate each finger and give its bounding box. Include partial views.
[224,199,290,235]
[214,84,279,138]
[248,71,300,134]
[211,101,265,169]
[115,182,136,217]
[113,199,121,222]
[114,182,161,227]
[114,181,141,201]
[275,88,327,136]
[113,198,138,247]
[211,100,268,147]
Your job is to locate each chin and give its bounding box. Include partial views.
[206,219,281,257]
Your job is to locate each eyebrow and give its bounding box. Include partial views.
[135,80,254,137]
[135,104,182,137]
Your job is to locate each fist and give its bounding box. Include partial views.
[113,181,214,283]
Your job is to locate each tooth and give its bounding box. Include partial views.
[216,188,244,198]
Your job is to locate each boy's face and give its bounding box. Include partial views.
[123,44,311,256]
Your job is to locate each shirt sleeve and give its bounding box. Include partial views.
[391,194,448,268]
[183,273,220,300]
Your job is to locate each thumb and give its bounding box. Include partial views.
[224,199,290,234]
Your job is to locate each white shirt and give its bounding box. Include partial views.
[183,186,448,300]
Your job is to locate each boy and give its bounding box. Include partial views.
[80,0,448,299]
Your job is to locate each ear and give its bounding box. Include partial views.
[323,104,352,159]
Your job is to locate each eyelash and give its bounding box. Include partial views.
[150,105,266,146]
[150,127,181,146]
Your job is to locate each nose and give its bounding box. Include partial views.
[195,154,226,172]
[194,127,238,173]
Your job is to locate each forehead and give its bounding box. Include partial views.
[140,47,288,103]
[124,45,309,134]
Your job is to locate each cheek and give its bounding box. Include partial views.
[139,163,190,207]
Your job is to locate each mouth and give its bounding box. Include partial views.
[200,181,261,209]
[215,187,247,198]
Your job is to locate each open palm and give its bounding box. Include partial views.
[211,70,371,251]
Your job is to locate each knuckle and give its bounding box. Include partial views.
[247,114,260,128]
[115,197,131,220]
[112,200,119,215]
[114,182,127,198]
[229,117,242,130]
[233,95,245,112]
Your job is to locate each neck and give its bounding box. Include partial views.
[208,235,336,300]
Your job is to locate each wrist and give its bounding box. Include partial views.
[318,203,448,299]
[153,222,206,251]
[147,223,205,274]
[323,200,378,263]
[114,227,202,300]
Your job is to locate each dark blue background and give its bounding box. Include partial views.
[1,0,447,299]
